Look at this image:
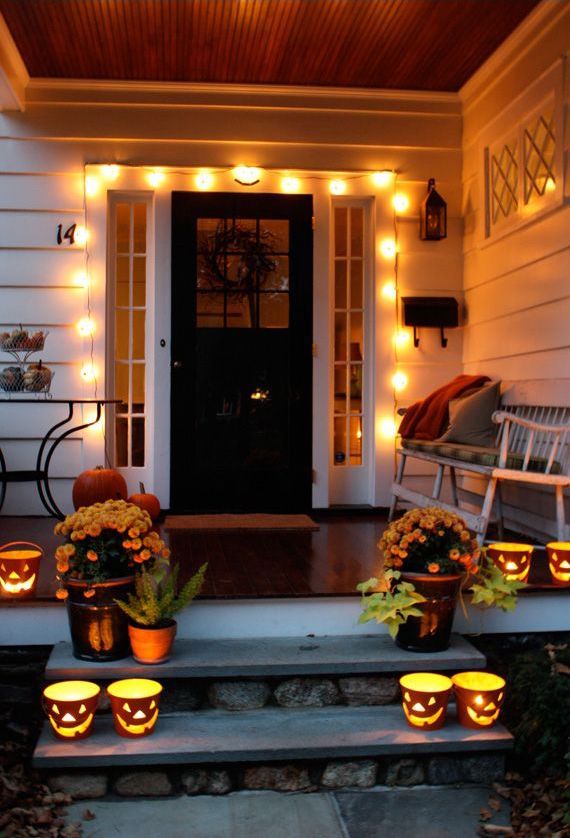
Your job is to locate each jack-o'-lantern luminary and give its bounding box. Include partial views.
[0,542,42,598]
[487,542,533,583]
[545,543,570,586]
[42,680,100,740]
[399,672,453,730]
[452,671,506,729]
[107,678,163,738]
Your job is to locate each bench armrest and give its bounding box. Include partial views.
[492,410,570,434]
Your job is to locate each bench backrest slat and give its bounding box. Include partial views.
[499,399,570,475]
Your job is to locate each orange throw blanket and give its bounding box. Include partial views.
[398,374,490,440]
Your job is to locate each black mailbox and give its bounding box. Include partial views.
[402,296,459,348]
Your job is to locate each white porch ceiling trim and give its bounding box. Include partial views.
[459,0,569,112]
[0,11,28,112]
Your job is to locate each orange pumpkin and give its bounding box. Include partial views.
[72,466,127,510]
[127,483,161,521]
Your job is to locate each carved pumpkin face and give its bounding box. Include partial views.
[452,671,505,729]
[43,681,100,740]
[107,679,162,738]
[399,673,452,730]
[487,543,533,582]
[546,543,570,586]
[0,543,42,598]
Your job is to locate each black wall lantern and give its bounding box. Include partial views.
[420,178,447,240]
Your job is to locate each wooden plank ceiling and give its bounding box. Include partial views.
[0,0,539,92]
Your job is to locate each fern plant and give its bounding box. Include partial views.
[115,561,207,627]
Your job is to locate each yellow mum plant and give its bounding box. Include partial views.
[378,506,480,576]
[54,499,169,596]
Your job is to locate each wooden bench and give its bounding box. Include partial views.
[389,380,570,544]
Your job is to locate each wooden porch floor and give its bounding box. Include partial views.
[0,512,564,601]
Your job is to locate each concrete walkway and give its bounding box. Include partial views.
[68,787,510,838]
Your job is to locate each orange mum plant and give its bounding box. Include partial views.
[379,506,480,576]
[54,500,169,598]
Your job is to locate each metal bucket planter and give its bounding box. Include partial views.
[66,576,135,662]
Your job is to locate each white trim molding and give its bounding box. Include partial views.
[0,12,29,111]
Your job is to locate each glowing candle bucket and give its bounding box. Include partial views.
[487,542,533,582]
[545,543,570,586]
[107,678,163,738]
[0,542,42,598]
[399,672,452,730]
[43,680,100,740]
[452,671,506,729]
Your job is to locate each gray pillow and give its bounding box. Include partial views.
[438,381,500,447]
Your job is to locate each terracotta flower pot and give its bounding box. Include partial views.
[128,619,177,664]
[65,576,134,662]
[396,572,462,653]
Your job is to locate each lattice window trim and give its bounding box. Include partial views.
[523,110,556,203]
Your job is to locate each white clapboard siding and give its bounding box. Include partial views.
[0,212,85,249]
[0,480,75,517]
[0,174,84,211]
[397,217,463,255]
[0,402,88,436]
[0,287,86,324]
[464,348,570,381]
[0,437,82,476]
[398,255,464,292]
[0,249,86,285]
[392,329,463,362]
[464,248,570,322]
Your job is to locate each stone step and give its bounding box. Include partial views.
[44,634,486,680]
[33,704,512,769]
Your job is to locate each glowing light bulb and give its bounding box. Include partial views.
[281,176,300,193]
[77,318,95,337]
[329,179,346,196]
[545,176,556,192]
[392,193,409,213]
[392,371,408,392]
[80,363,96,382]
[101,164,120,181]
[372,171,393,188]
[74,226,88,245]
[195,171,214,190]
[379,417,397,439]
[74,271,89,289]
[380,238,397,259]
[474,695,484,706]
[233,166,261,185]
[147,170,165,188]
[356,428,362,439]
[87,416,104,433]
[85,175,100,197]
[381,281,397,301]
[393,329,410,349]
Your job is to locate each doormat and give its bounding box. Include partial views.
[164,514,320,532]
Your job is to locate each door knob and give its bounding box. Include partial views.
[172,361,183,369]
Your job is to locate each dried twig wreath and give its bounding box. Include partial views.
[198,221,279,323]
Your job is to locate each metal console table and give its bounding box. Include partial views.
[0,398,120,519]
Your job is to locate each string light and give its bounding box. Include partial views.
[74,271,89,289]
[381,281,397,301]
[74,226,88,245]
[392,371,408,392]
[77,318,95,337]
[101,164,120,181]
[233,166,261,185]
[379,417,397,439]
[380,238,397,258]
[281,176,300,193]
[329,179,346,195]
[195,171,214,190]
[373,171,393,188]
[393,329,410,349]
[392,193,410,213]
[147,170,165,188]
[80,363,96,383]
[85,176,100,197]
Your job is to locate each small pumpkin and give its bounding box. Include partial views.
[72,466,128,510]
[127,483,161,521]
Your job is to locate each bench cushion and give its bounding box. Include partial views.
[402,439,562,474]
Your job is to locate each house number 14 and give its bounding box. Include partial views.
[56,223,77,245]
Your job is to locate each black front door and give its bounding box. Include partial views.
[171,193,313,512]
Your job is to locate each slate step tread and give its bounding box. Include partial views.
[33,705,512,768]
[45,634,486,680]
